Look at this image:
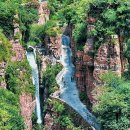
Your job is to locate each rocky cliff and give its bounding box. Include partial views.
[75,35,126,104]
[45,23,127,105]
[0,62,6,89]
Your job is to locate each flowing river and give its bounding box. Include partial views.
[56,35,100,130]
[26,48,42,124]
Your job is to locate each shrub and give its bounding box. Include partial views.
[6,60,34,96]
[43,64,62,94]
[0,31,12,62]
[0,88,25,130]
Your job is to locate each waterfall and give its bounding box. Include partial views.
[56,35,100,130]
[26,48,42,124]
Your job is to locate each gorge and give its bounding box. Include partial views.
[0,0,130,130]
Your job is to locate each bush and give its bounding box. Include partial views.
[6,60,34,96]
[0,88,25,130]
[93,72,130,130]
[43,64,62,94]
[48,99,81,130]
[73,22,87,43]
[0,31,12,62]
[29,24,45,45]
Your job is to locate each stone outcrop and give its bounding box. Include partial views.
[44,35,62,59]
[38,1,50,25]
[75,30,95,103]
[93,35,122,86]
[12,14,34,129]
[75,34,123,104]
[0,62,6,89]
[11,14,25,62]
[20,94,35,130]
[10,39,25,61]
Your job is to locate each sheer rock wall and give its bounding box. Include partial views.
[0,62,6,89]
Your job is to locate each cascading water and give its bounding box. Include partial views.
[26,48,42,124]
[56,35,100,130]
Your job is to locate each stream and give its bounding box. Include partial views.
[56,35,100,130]
[26,48,42,124]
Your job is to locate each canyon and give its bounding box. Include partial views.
[0,0,129,130]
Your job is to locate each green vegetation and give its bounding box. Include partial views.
[89,0,130,50]
[48,99,81,130]
[0,0,38,47]
[0,0,19,37]
[48,0,89,51]
[43,64,62,94]
[93,72,130,130]
[0,88,25,130]
[28,20,62,47]
[6,60,34,96]
[48,0,130,52]
[32,112,44,130]
[19,3,38,45]
[79,92,88,102]
[0,31,12,62]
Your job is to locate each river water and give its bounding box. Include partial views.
[56,35,100,130]
[26,49,42,124]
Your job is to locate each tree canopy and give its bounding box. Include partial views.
[93,72,130,130]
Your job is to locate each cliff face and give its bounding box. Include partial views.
[20,94,35,130]
[44,35,62,59]
[11,14,34,130]
[93,36,122,86]
[0,62,6,89]
[75,35,94,102]
[75,35,125,104]
[38,1,50,25]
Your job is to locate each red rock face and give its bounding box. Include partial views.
[75,38,94,103]
[44,35,62,59]
[11,14,25,62]
[93,41,122,86]
[10,40,25,61]
[75,35,123,104]
[20,94,35,130]
[0,62,6,89]
[38,2,50,25]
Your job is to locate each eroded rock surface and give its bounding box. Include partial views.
[0,62,6,89]
[20,94,35,130]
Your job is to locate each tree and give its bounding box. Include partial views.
[0,88,25,130]
[0,31,12,62]
[6,60,34,96]
[93,72,130,130]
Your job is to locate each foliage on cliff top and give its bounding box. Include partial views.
[48,0,90,50]
[93,72,130,130]
[0,31,12,62]
[48,0,92,24]
[6,59,34,96]
[28,20,61,47]
[0,0,38,45]
[89,0,130,50]
[48,0,130,52]
[0,88,25,130]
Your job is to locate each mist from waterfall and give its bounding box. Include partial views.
[56,35,100,130]
[26,49,42,124]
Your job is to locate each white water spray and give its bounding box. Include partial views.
[26,48,42,124]
[56,35,100,130]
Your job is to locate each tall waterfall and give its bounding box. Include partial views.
[26,48,42,124]
[56,35,100,130]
